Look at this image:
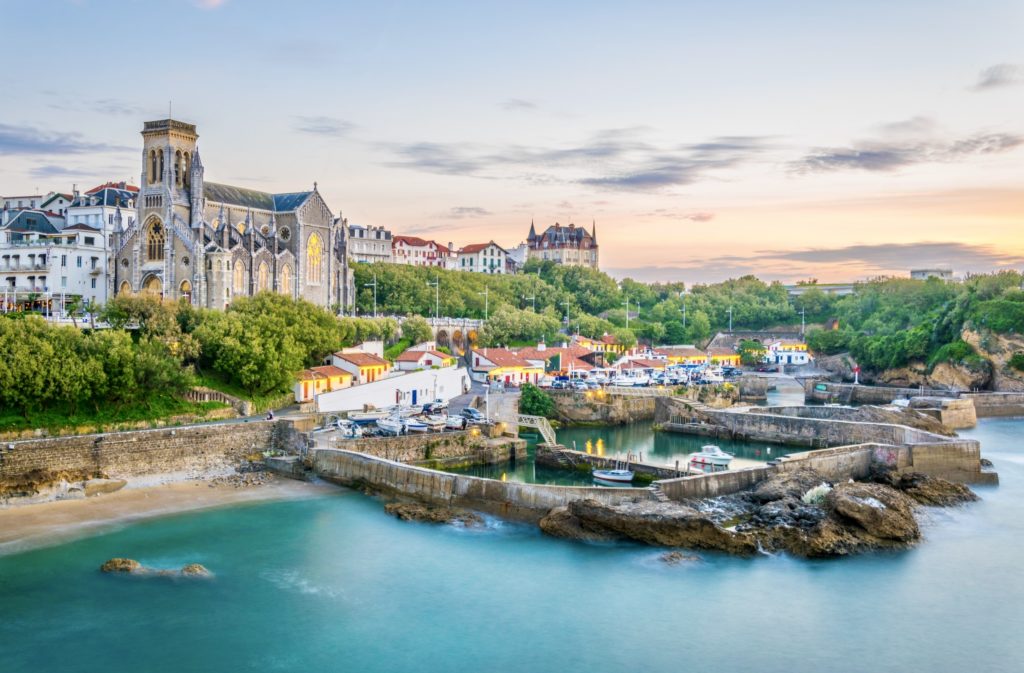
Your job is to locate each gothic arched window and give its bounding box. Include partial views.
[233,261,246,294]
[158,150,164,182]
[150,150,158,184]
[182,152,190,188]
[174,150,182,187]
[306,233,323,285]
[279,264,292,295]
[146,220,165,261]
[257,262,270,292]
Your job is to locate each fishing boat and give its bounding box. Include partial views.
[689,445,734,471]
[404,418,429,433]
[444,415,467,430]
[592,468,635,484]
[376,416,405,436]
[334,419,363,439]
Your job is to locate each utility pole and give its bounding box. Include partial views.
[427,274,440,319]
[727,306,733,333]
[364,273,378,318]
[622,297,630,330]
[801,307,806,336]
[561,301,571,324]
[524,294,536,311]
[478,286,489,321]
[682,300,686,330]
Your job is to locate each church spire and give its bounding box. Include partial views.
[528,218,537,241]
[591,219,597,243]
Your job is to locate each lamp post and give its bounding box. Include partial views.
[478,285,489,321]
[364,273,378,318]
[623,297,630,330]
[727,306,733,333]
[524,294,536,311]
[800,307,806,336]
[561,301,571,324]
[427,274,440,319]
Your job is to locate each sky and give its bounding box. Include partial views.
[1,0,1022,285]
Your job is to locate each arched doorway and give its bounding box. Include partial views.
[118,281,132,296]
[452,329,463,351]
[180,280,192,303]
[142,275,163,298]
[436,329,450,349]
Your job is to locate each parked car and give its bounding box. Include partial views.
[551,380,568,390]
[756,365,775,372]
[422,400,448,414]
[460,407,486,423]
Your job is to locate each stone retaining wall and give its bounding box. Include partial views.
[1,421,281,496]
[312,449,652,522]
[551,392,657,424]
[962,392,1024,418]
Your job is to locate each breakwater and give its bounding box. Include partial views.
[323,430,527,467]
[312,448,652,521]
[656,398,996,484]
[1,420,299,498]
[804,380,1024,418]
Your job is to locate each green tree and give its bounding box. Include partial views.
[685,310,711,344]
[520,383,556,418]
[402,315,433,345]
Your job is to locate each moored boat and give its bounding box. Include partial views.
[350,409,389,425]
[592,468,635,484]
[404,418,429,433]
[421,415,447,431]
[689,445,733,471]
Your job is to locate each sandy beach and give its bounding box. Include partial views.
[0,476,339,557]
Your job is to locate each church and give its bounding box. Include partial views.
[113,118,353,311]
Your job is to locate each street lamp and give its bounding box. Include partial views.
[561,301,571,323]
[727,306,733,333]
[478,285,489,321]
[427,274,440,319]
[524,294,536,312]
[622,297,630,330]
[364,273,378,318]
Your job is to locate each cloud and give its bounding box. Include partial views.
[382,129,771,192]
[501,98,537,111]
[48,98,142,116]
[441,206,492,219]
[293,116,354,137]
[640,208,715,222]
[791,132,1022,173]
[607,241,1024,284]
[0,123,128,155]
[970,63,1024,91]
[193,0,228,8]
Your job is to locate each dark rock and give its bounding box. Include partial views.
[748,468,826,504]
[539,506,621,542]
[100,558,141,573]
[384,502,483,527]
[827,482,919,542]
[660,551,700,565]
[870,470,979,506]
[180,563,213,577]
[565,499,760,555]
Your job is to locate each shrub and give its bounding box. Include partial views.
[1009,352,1024,372]
[520,383,556,418]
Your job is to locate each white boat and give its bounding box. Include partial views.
[349,409,389,424]
[444,415,467,430]
[404,418,429,433]
[376,417,405,436]
[592,469,635,484]
[611,376,636,387]
[689,445,734,471]
[387,405,420,418]
[421,415,447,431]
[334,419,363,439]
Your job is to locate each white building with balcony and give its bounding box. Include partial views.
[0,210,107,312]
[393,235,452,267]
[348,223,393,263]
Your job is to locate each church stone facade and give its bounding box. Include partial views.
[113,119,353,311]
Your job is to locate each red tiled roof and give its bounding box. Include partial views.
[333,351,390,367]
[656,347,707,358]
[395,349,452,362]
[620,358,665,369]
[460,241,505,254]
[393,235,433,247]
[707,347,739,356]
[296,365,352,380]
[473,348,535,369]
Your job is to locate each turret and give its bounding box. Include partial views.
[190,147,204,226]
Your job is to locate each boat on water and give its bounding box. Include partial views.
[689,445,734,472]
[376,417,405,436]
[592,468,635,484]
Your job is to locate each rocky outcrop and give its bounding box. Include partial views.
[815,353,860,382]
[660,551,700,565]
[384,502,484,527]
[539,468,978,558]
[870,469,979,506]
[100,558,212,578]
[962,329,1024,392]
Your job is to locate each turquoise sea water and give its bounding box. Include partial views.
[1,418,1022,673]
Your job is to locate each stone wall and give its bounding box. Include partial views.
[312,448,652,522]
[1,420,282,497]
[551,392,657,424]
[963,392,1024,418]
[325,430,526,466]
[803,380,958,404]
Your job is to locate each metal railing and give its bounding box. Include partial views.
[514,413,557,444]
[603,386,675,397]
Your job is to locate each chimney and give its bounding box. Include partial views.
[538,342,546,352]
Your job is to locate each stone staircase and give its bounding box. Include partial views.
[650,482,672,503]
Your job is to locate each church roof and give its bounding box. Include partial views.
[530,222,596,248]
[1,210,62,234]
[203,182,312,213]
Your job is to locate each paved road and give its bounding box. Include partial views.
[447,380,520,420]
